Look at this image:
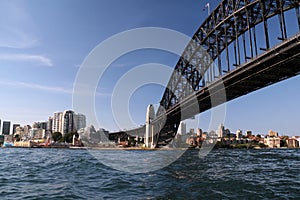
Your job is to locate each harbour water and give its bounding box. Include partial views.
[0,148,299,199]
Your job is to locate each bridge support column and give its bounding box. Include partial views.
[145,104,155,148]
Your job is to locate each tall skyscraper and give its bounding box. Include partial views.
[12,124,20,135]
[40,122,47,130]
[23,125,32,135]
[177,122,186,135]
[217,123,225,138]
[0,119,1,133]
[2,121,11,135]
[52,112,63,133]
[51,111,86,134]
[47,117,53,132]
[32,122,47,130]
[236,129,242,139]
[61,110,77,135]
[76,113,86,130]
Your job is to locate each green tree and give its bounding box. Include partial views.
[14,134,20,142]
[62,132,79,143]
[258,143,267,148]
[52,132,62,142]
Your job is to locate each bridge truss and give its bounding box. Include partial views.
[108,0,300,147]
[154,0,300,147]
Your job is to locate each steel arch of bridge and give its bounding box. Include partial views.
[108,0,300,147]
[153,0,300,147]
[159,0,300,113]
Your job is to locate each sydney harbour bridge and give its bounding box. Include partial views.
[109,0,300,148]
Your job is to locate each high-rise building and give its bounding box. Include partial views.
[47,117,53,131]
[2,121,11,135]
[217,123,225,138]
[0,119,1,133]
[40,122,47,130]
[177,122,187,135]
[62,110,76,135]
[196,128,203,137]
[23,125,32,135]
[51,111,86,134]
[12,124,20,135]
[189,128,195,135]
[29,128,45,139]
[76,113,86,130]
[52,112,63,133]
[32,122,47,130]
[236,129,242,139]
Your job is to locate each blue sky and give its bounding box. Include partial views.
[0,0,299,136]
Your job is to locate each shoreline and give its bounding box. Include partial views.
[1,146,298,150]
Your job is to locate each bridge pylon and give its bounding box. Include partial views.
[145,104,156,148]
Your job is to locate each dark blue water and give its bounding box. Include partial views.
[0,148,299,199]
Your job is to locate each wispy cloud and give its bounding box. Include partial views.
[0,28,39,49]
[72,83,112,97]
[0,53,53,66]
[0,81,71,94]
[0,80,112,97]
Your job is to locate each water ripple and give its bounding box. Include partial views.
[0,148,299,199]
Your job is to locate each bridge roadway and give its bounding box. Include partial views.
[109,33,300,143]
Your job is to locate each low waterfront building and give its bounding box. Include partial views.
[14,141,33,147]
[4,135,13,143]
[12,124,20,135]
[15,126,24,137]
[72,134,83,146]
[79,125,112,146]
[297,137,300,146]
[30,128,45,139]
[264,137,281,148]
[245,130,252,137]
[286,138,299,148]
[186,136,198,147]
[268,130,279,137]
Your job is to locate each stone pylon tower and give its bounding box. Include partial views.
[145,104,155,148]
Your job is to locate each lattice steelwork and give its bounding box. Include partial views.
[154,0,300,146]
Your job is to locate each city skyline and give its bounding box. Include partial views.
[0,0,300,136]
[0,112,295,138]
[0,109,86,135]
